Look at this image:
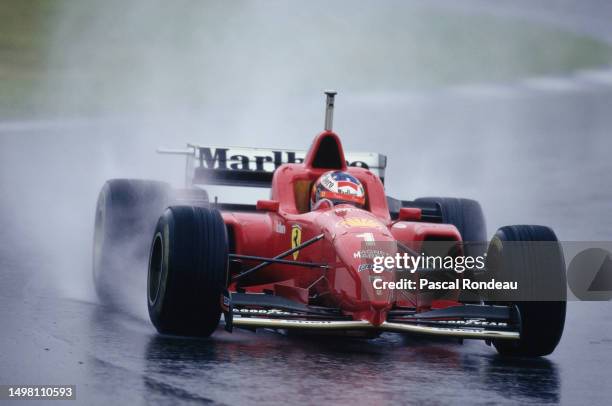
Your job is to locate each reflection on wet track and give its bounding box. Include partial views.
[142,330,560,405]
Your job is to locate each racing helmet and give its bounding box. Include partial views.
[310,170,366,209]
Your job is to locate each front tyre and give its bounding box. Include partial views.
[148,206,228,337]
[486,225,567,357]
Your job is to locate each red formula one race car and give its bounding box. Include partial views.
[93,92,567,357]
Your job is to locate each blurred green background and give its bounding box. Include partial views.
[2,0,612,118]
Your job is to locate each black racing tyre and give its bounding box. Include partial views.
[415,197,487,302]
[148,206,228,337]
[93,179,171,306]
[414,197,487,248]
[486,225,567,357]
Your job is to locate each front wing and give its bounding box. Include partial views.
[222,292,521,341]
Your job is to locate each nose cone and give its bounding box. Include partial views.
[334,231,397,301]
[327,210,398,325]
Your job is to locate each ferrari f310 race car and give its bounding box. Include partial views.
[93,92,567,357]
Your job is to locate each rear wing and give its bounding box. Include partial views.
[158,144,387,188]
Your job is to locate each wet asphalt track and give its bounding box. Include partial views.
[3,1,612,405]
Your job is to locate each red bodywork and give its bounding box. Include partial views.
[221,132,462,327]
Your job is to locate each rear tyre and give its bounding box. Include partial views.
[148,206,228,337]
[414,197,487,248]
[415,197,487,301]
[93,179,170,306]
[486,225,566,357]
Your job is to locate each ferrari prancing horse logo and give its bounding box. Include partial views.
[291,224,302,260]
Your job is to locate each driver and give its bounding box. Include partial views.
[310,170,366,210]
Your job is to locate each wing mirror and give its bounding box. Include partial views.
[398,207,422,221]
[256,199,280,212]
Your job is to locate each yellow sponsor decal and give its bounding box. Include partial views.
[338,218,385,229]
[291,224,302,260]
